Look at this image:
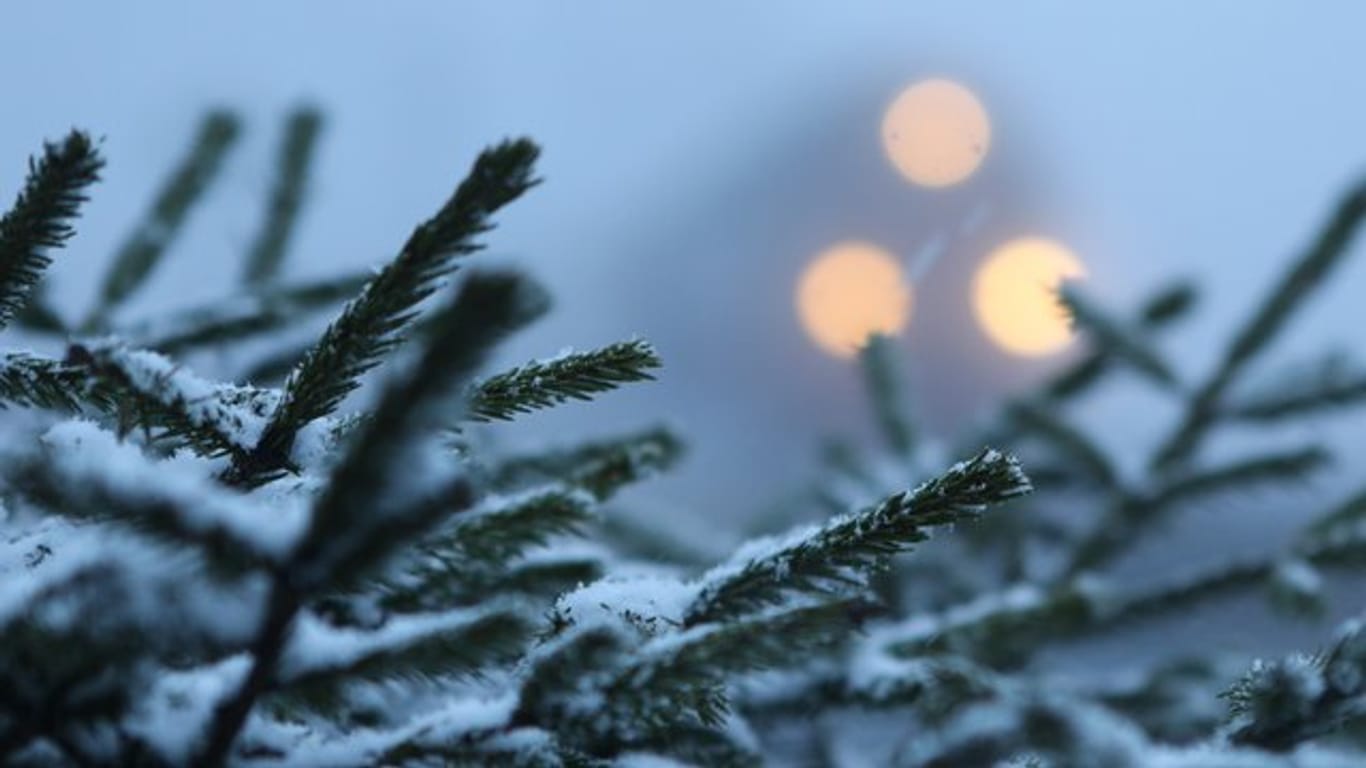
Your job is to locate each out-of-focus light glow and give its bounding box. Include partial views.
[973,237,1085,357]
[797,242,912,358]
[881,78,991,187]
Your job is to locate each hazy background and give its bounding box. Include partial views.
[5,3,1366,570]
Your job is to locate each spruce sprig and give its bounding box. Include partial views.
[467,339,661,423]
[1058,284,1178,388]
[684,449,1031,627]
[85,111,240,330]
[1152,179,1366,472]
[198,271,547,765]
[0,352,106,412]
[491,425,684,501]
[244,106,324,287]
[858,334,916,460]
[134,271,371,354]
[0,131,103,330]
[615,602,856,731]
[242,139,540,482]
[274,609,531,715]
[68,341,275,462]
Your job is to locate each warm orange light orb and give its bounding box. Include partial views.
[797,242,912,358]
[882,79,991,187]
[973,238,1085,357]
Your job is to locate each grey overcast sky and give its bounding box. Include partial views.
[5,3,1366,542]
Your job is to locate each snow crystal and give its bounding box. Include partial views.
[868,583,1045,649]
[85,342,282,450]
[42,420,310,560]
[126,656,251,764]
[277,606,506,681]
[555,575,698,633]
[1273,558,1323,596]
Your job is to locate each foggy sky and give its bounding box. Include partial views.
[5,2,1366,548]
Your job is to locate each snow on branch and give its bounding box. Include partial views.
[381,488,594,612]
[684,449,1030,627]
[0,130,102,330]
[293,271,548,594]
[69,340,281,462]
[615,602,856,731]
[16,421,307,573]
[274,607,532,714]
[245,139,542,483]
[467,339,660,423]
[0,352,106,412]
[1225,618,1366,751]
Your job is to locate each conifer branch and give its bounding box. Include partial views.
[1042,281,1196,402]
[684,449,1030,627]
[1223,353,1366,423]
[883,524,1366,668]
[243,106,323,287]
[496,557,604,601]
[0,352,104,412]
[85,111,240,330]
[424,489,593,566]
[510,626,628,742]
[610,602,855,732]
[131,271,371,355]
[1152,179,1366,472]
[1303,486,1366,541]
[292,271,548,592]
[1007,402,1119,490]
[68,341,278,462]
[1225,620,1366,751]
[244,139,540,481]
[0,131,102,331]
[491,425,684,501]
[858,334,916,459]
[1065,445,1329,578]
[274,609,531,714]
[381,489,594,611]
[1148,446,1329,510]
[467,339,660,423]
[1059,285,1179,389]
[200,274,547,764]
[12,426,293,578]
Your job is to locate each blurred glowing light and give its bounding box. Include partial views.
[973,237,1085,357]
[881,78,991,187]
[797,242,912,358]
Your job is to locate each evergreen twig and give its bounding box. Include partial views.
[0,131,103,330]
[467,339,660,423]
[244,106,324,287]
[198,271,547,766]
[684,449,1030,627]
[858,334,916,460]
[491,425,684,501]
[1152,180,1366,472]
[240,139,540,483]
[84,111,240,330]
